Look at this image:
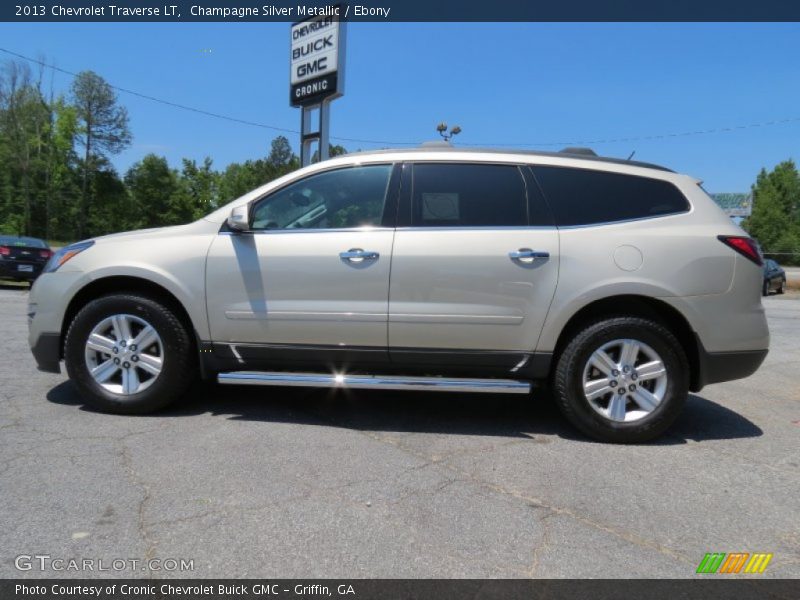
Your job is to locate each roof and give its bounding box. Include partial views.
[344,146,674,173]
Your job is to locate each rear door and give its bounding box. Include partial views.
[387,162,559,371]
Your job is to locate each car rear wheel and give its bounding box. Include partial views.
[778,278,786,295]
[762,280,770,296]
[552,317,689,443]
[64,294,195,414]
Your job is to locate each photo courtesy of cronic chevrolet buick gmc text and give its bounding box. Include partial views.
[27,147,770,443]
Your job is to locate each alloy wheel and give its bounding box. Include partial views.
[84,313,164,395]
[581,338,668,423]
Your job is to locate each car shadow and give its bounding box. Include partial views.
[46,380,763,445]
[0,282,29,291]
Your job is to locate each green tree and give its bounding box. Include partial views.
[179,157,218,218]
[71,70,131,238]
[124,154,181,228]
[742,160,800,264]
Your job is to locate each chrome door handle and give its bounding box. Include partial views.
[340,248,379,262]
[509,248,549,263]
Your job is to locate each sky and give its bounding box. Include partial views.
[0,22,798,192]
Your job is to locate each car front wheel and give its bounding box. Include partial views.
[553,317,689,443]
[64,294,194,414]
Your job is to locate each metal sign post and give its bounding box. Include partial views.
[290,8,345,167]
[300,100,331,166]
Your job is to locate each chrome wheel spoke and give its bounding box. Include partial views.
[137,353,163,376]
[87,333,116,354]
[590,349,617,376]
[133,325,158,351]
[620,340,640,367]
[607,394,627,421]
[636,360,666,382]
[121,367,140,395]
[631,388,660,412]
[584,378,612,401]
[91,359,119,383]
[111,315,133,342]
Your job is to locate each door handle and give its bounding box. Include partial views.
[340,248,380,263]
[509,248,549,263]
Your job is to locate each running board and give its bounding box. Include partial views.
[217,371,531,394]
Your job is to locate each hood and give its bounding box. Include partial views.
[92,220,219,245]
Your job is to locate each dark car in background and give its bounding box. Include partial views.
[0,235,52,285]
[763,258,786,295]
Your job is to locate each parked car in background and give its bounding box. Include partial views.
[27,147,770,443]
[763,259,786,295]
[0,235,52,285]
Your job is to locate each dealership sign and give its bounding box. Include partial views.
[290,12,345,106]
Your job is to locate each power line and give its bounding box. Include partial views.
[2,46,799,149]
[0,47,417,146]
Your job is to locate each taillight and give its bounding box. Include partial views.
[0,246,9,256]
[39,249,51,259]
[718,235,763,266]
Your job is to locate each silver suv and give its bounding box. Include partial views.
[28,147,769,442]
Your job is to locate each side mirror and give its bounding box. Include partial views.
[227,205,250,232]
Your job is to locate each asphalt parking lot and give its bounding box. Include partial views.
[1,285,798,579]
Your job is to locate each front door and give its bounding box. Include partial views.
[206,164,399,359]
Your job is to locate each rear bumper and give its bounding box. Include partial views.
[0,261,44,280]
[694,336,767,390]
[30,332,61,374]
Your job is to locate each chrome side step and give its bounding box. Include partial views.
[217,371,531,394]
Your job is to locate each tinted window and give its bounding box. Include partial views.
[0,236,47,248]
[411,164,527,227]
[251,165,393,230]
[532,166,690,226]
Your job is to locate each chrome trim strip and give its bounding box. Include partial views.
[394,226,557,232]
[219,227,394,236]
[217,371,531,394]
[389,313,524,325]
[224,310,387,322]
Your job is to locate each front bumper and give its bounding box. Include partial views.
[31,332,61,373]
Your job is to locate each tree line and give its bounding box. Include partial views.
[0,58,346,243]
[2,57,797,263]
[742,160,800,265]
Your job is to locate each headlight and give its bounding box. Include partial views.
[43,240,95,273]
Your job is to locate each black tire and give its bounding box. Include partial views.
[552,317,689,443]
[762,280,769,296]
[64,294,195,414]
[777,278,786,295]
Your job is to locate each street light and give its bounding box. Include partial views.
[437,122,462,142]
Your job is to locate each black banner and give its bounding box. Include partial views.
[3,579,800,600]
[3,0,800,22]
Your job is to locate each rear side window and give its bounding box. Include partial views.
[411,163,527,227]
[532,166,690,226]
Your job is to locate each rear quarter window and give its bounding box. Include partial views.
[531,166,690,226]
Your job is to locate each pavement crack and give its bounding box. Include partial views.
[119,442,157,561]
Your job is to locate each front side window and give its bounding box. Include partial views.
[532,166,690,226]
[251,165,393,230]
[411,163,528,227]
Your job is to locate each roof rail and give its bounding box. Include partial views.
[559,147,598,157]
[420,140,453,148]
